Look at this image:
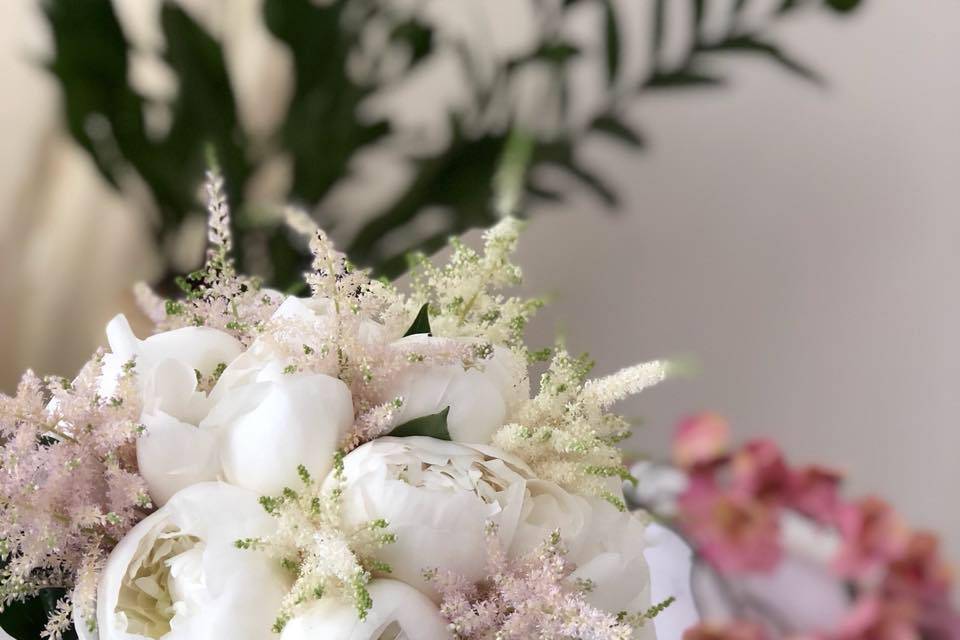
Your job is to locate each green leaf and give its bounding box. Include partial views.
[644,69,725,89]
[0,589,77,640]
[691,0,707,31]
[591,115,645,148]
[825,0,862,13]
[42,0,152,199]
[535,138,618,208]
[603,0,621,85]
[389,407,451,440]
[701,35,822,84]
[651,0,666,59]
[160,3,252,220]
[403,304,432,337]
[263,0,392,205]
[390,19,434,67]
[347,119,505,274]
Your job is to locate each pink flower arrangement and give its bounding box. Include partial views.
[671,413,960,640]
[683,621,768,640]
[673,413,731,470]
[833,497,910,579]
[677,476,782,573]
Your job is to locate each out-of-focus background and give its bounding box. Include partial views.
[2,0,959,561]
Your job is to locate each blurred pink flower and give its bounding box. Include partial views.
[834,497,910,579]
[788,465,844,524]
[678,477,781,573]
[885,531,953,601]
[674,413,731,470]
[731,439,792,504]
[683,621,768,640]
[829,597,919,640]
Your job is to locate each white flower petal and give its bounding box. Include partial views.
[96,483,288,640]
[384,336,527,444]
[280,579,452,640]
[216,373,353,496]
[337,437,530,600]
[106,315,242,383]
[136,412,221,506]
[643,523,700,639]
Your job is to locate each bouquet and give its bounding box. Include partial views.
[0,172,699,640]
[1,170,956,640]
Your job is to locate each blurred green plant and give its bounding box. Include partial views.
[42,0,862,292]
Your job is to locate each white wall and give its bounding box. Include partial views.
[516,1,960,558]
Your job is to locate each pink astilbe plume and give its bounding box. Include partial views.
[139,170,283,343]
[0,355,151,637]
[427,523,670,640]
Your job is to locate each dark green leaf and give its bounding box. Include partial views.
[264,0,392,205]
[603,0,621,85]
[389,407,451,440]
[777,0,802,14]
[536,139,618,207]
[825,0,862,13]
[701,35,822,84]
[509,40,582,70]
[390,20,434,67]
[591,115,645,148]
[0,589,77,640]
[527,183,565,203]
[348,120,504,274]
[403,304,432,337]
[691,0,707,30]
[42,0,151,200]
[644,69,725,89]
[651,0,667,59]
[160,3,252,227]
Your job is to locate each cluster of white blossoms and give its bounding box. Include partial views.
[41,173,700,640]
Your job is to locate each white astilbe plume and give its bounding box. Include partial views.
[406,217,544,355]
[235,456,396,633]
[493,348,670,510]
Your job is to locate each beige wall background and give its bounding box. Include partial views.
[1,0,959,562]
[517,1,960,560]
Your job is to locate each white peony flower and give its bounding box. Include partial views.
[280,579,451,640]
[334,436,700,635]
[335,437,531,596]
[77,482,289,640]
[382,335,528,444]
[201,361,354,497]
[104,306,355,505]
[103,314,243,423]
[509,477,699,626]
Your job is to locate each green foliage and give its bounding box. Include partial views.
[42,0,865,291]
[0,588,76,640]
[403,303,432,337]
[389,407,452,441]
